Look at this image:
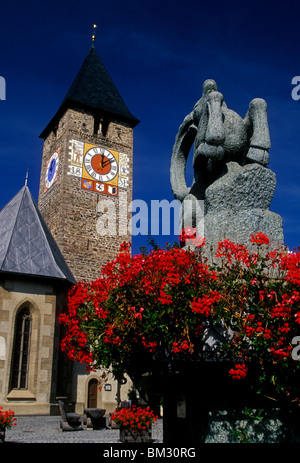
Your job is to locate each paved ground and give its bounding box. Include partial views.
[5,415,163,443]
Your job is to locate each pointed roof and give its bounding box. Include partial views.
[40,45,139,138]
[0,185,76,284]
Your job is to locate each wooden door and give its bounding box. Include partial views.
[88,378,98,408]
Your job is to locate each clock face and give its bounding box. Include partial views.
[83,146,118,183]
[45,150,59,191]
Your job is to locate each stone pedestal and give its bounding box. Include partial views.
[84,408,106,430]
[0,428,5,443]
[203,162,284,246]
[162,362,300,443]
[119,426,152,443]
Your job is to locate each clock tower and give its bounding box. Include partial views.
[38,44,139,281]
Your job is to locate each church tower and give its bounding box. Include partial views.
[38,43,139,282]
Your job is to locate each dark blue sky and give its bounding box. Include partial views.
[0,0,300,255]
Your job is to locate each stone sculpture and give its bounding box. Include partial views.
[58,400,83,431]
[84,407,106,429]
[170,79,284,246]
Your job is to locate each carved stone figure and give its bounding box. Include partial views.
[170,79,284,246]
[58,400,83,431]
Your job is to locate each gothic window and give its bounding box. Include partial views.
[10,308,32,390]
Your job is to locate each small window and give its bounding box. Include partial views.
[10,308,32,390]
[93,116,100,135]
[94,115,109,136]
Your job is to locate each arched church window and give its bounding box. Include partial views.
[10,307,32,390]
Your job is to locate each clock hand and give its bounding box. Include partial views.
[98,157,111,169]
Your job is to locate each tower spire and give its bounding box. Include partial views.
[39,40,139,139]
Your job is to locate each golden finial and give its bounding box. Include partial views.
[92,24,98,42]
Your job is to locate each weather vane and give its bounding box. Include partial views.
[92,24,98,42]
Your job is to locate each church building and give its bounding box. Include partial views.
[0,41,139,415]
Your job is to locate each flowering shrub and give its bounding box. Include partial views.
[229,363,248,380]
[179,226,205,246]
[111,406,157,431]
[59,232,300,406]
[0,407,17,429]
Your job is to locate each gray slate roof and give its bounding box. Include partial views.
[0,185,76,284]
[40,45,139,139]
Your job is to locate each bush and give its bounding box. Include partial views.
[59,233,300,406]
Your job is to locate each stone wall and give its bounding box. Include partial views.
[205,408,293,443]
